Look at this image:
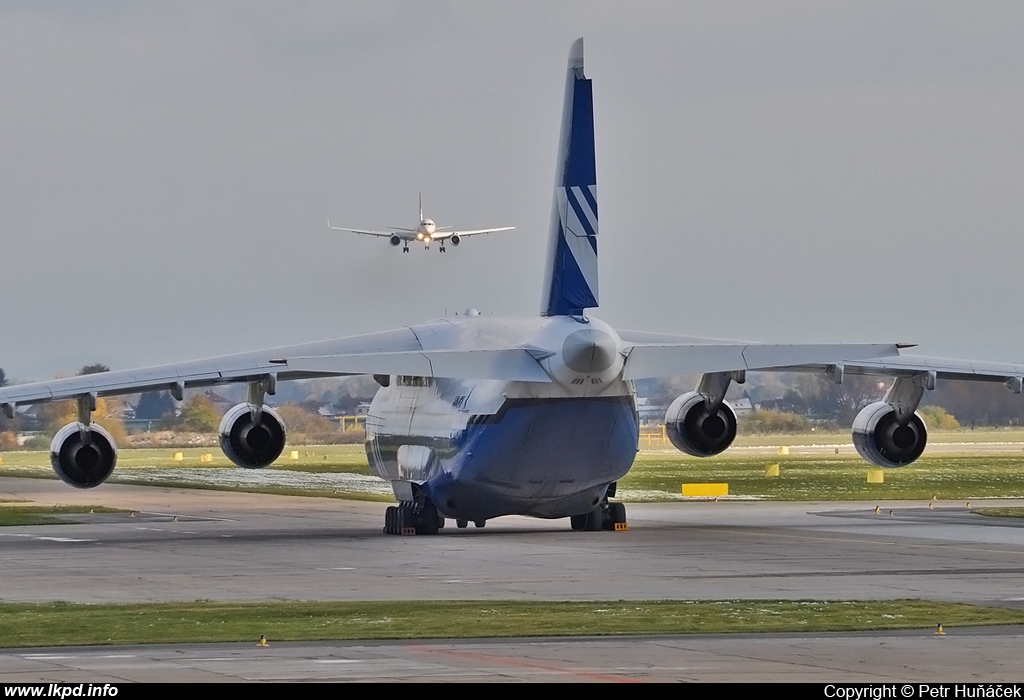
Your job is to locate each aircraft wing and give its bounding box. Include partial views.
[620,342,907,379]
[0,329,551,413]
[621,341,1024,387]
[432,226,515,239]
[327,221,401,238]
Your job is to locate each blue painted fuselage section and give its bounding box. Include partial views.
[365,378,639,521]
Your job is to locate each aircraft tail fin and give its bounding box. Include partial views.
[541,38,598,317]
[419,192,423,222]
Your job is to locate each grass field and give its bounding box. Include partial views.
[5,441,1024,502]
[0,504,123,526]
[0,599,1020,647]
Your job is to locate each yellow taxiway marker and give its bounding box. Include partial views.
[681,483,729,497]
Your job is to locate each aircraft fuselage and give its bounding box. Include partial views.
[364,314,640,521]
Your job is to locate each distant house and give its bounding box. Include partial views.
[317,403,343,418]
[731,398,753,415]
[202,391,234,415]
[635,397,665,425]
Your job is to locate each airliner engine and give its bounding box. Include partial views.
[449,234,462,246]
[50,423,117,488]
[389,235,402,247]
[664,391,738,457]
[852,401,928,467]
[219,404,286,468]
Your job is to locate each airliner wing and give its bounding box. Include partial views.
[621,342,906,379]
[0,330,550,413]
[432,226,515,239]
[273,349,549,382]
[621,341,1024,387]
[327,221,401,238]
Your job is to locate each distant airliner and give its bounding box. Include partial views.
[328,195,514,252]
[5,39,1024,536]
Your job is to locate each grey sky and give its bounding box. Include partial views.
[2,1,1023,380]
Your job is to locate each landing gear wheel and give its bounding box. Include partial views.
[584,509,603,531]
[570,514,587,531]
[474,520,486,529]
[607,502,627,530]
[456,519,468,529]
[417,503,439,536]
[384,506,398,534]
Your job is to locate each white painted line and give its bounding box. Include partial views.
[314,659,363,664]
[0,534,97,543]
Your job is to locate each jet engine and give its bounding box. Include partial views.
[449,233,461,246]
[852,401,928,468]
[664,391,737,457]
[389,235,402,247]
[50,422,117,488]
[219,403,286,468]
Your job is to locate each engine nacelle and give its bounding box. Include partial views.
[50,422,117,489]
[665,391,738,457]
[449,233,461,246]
[219,403,286,469]
[852,401,928,467]
[389,235,402,247]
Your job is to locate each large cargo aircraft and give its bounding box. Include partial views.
[4,39,1024,535]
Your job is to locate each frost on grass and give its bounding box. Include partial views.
[110,468,392,495]
[618,489,763,502]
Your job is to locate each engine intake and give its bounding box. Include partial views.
[852,401,928,467]
[219,403,287,468]
[389,235,402,247]
[449,233,461,246]
[665,391,737,457]
[50,422,117,488]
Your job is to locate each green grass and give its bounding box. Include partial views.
[0,505,123,526]
[6,443,1024,502]
[619,452,1024,501]
[726,428,1024,447]
[0,599,1019,648]
[974,508,1024,518]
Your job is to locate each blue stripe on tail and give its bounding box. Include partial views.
[542,38,599,317]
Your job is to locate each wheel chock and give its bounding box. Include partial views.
[614,522,629,532]
[401,527,417,536]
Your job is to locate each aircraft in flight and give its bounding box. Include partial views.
[328,194,514,253]
[4,39,1024,535]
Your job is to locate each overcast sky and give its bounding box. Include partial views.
[2,1,1024,380]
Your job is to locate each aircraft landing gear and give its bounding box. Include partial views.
[456,519,468,528]
[383,500,442,535]
[570,484,627,531]
[402,245,410,253]
[439,245,446,253]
